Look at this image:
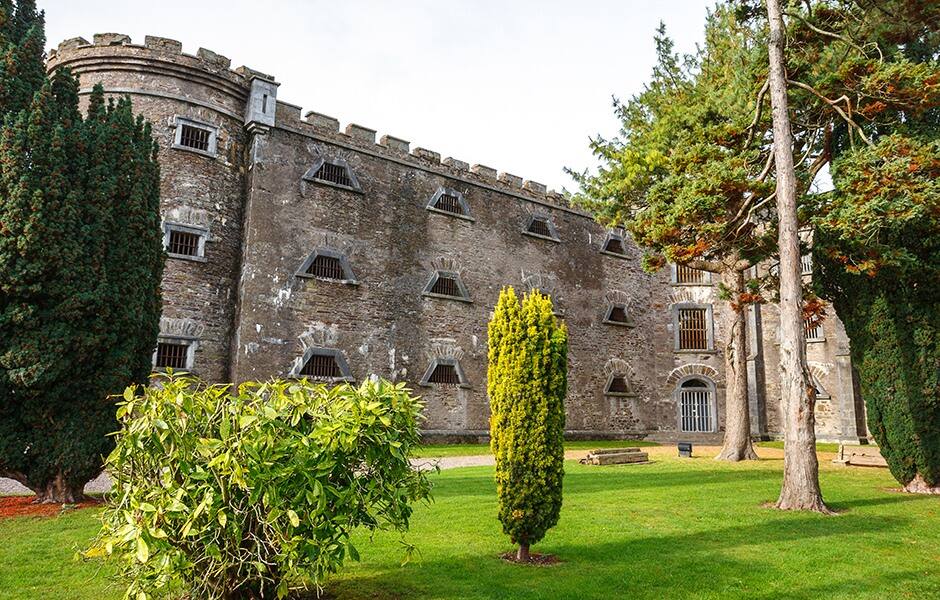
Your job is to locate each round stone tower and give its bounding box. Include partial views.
[47,33,278,381]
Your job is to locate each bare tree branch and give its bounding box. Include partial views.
[744,79,770,148]
[787,79,874,147]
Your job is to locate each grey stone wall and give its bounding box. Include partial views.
[48,33,867,442]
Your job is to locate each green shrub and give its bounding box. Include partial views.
[817,259,939,491]
[488,288,568,560]
[89,374,432,599]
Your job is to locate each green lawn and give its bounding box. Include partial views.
[2,450,938,599]
[412,439,659,458]
[757,440,842,453]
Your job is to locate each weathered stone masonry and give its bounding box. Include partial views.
[48,34,869,442]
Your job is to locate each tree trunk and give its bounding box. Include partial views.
[765,0,831,513]
[715,269,759,461]
[516,542,530,562]
[32,471,87,504]
[903,474,940,495]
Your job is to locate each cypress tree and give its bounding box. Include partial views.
[0,0,45,118]
[488,288,567,561]
[0,0,163,502]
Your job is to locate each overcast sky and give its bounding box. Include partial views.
[42,0,713,192]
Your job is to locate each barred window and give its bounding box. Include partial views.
[420,358,468,387]
[300,353,342,379]
[154,341,191,370]
[423,270,471,302]
[173,118,217,156]
[431,275,459,296]
[426,187,472,220]
[167,230,201,257]
[179,124,210,151]
[296,249,357,284]
[805,319,825,342]
[677,307,711,350]
[435,193,463,215]
[523,214,559,241]
[307,255,344,280]
[312,162,353,187]
[428,364,460,384]
[302,158,361,192]
[801,254,813,276]
[528,218,551,237]
[291,348,353,381]
[675,264,709,285]
[163,223,207,260]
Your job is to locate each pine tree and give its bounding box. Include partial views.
[0,1,163,502]
[572,11,773,462]
[488,288,567,561]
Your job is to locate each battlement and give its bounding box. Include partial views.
[49,33,573,212]
[48,33,275,92]
[274,100,572,211]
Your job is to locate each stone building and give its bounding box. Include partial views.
[48,34,869,443]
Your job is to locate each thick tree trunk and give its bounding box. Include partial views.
[716,269,759,461]
[765,0,831,513]
[516,542,530,562]
[903,474,940,495]
[31,472,87,504]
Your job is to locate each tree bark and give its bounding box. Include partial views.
[765,0,832,513]
[516,542,530,562]
[32,471,87,504]
[715,269,759,461]
[903,474,940,495]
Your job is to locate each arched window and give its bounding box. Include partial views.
[677,377,716,433]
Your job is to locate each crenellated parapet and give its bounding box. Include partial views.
[47,33,276,119]
[48,33,574,213]
[273,99,574,212]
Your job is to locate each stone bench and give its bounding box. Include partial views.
[833,444,888,468]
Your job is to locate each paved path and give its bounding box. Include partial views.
[0,454,505,497]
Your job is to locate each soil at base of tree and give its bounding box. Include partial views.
[499,551,561,566]
[0,495,101,519]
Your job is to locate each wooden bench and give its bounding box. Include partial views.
[579,447,651,466]
[833,444,888,468]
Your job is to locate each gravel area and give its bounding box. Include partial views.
[0,454,503,497]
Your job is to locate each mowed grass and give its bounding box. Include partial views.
[412,439,660,458]
[2,447,938,600]
[757,440,842,453]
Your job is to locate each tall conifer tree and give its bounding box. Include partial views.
[0,1,163,502]
[488,288,567,561]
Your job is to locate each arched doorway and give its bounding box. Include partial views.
[677,377,716,433]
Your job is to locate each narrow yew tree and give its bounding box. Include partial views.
[488,288,567,561]
[0,0,45,117]
[764,0,830,513]
[0,1,163,502]
[573,13,775,461]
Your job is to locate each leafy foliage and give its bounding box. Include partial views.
[570,12,776,275]
[488,288,567,554]
[89,375,432,599]
[0,0,163,501]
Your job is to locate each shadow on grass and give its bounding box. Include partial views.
[328,512,911,600]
